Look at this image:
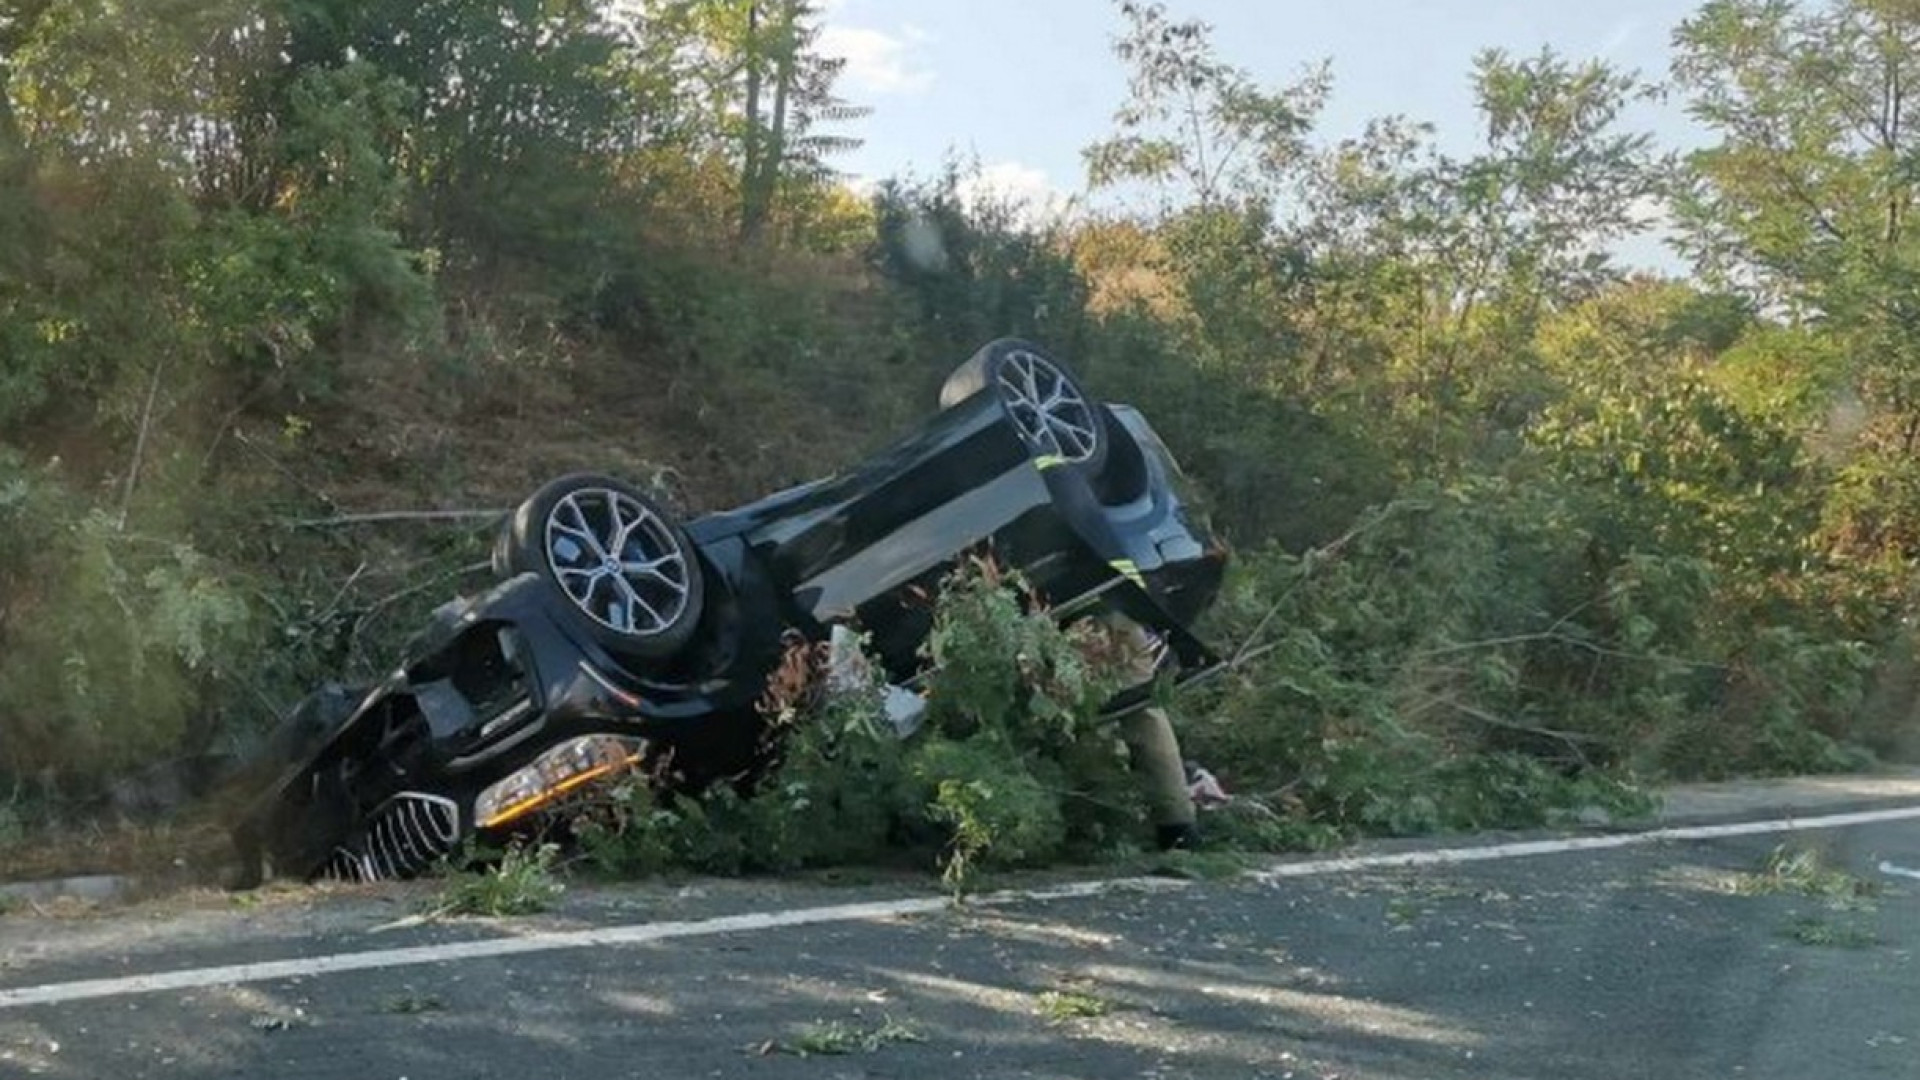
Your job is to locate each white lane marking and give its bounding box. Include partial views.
[0,880,1180,1010]
[1878,860,1920,881]
[4,803,1919,1010]
[1249,804,1920,881]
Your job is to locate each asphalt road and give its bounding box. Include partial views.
[2,802,1918,1079]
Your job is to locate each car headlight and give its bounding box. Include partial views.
[475,734,645,829]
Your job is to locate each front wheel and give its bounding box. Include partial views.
[495,474,706,662]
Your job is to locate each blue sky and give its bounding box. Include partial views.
[819,0,1713,269]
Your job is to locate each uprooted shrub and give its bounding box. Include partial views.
[571,558,1147,891]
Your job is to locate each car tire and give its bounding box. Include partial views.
[496,473,706,662]
[940,338,1109,472]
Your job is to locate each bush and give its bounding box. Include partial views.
[915,734,1068,892]
[870,169,1092,362]
[1186,473,1868,833]
[574,561,1144,891]
[0,456,252,789]
[437,841,565,916]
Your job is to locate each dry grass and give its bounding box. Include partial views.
[0,813,232,888]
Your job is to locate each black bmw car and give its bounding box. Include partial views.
[233,339,1227,882]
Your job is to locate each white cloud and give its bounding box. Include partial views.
[1626,193,1670,230]
[1610,193,1687,274]
[819,23,934,95]
[1597,19,1639,59]
[957,161,1073,227]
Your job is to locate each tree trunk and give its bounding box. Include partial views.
[758,7,796,244]
[0,50,37,266]
[738,1,766,243]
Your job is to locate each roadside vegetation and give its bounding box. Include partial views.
[435,842,566,916]
[1733,844,1886,950]
[4,0,1920,882]
[1035,989,1113,1024]
[777,1016,924,1057]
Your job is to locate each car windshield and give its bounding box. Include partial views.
[2,2,1917,1077]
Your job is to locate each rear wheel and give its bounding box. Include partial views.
[940,339,1108,472]
[496,474,706,661]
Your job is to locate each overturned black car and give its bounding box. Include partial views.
[233,339,1227,882]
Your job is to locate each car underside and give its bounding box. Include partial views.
[230,339,1228,883]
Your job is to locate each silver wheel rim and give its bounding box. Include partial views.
[543,487,691,637]
[995,349,1099,463]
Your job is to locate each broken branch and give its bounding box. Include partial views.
[290,509,506,528]
[1227,500,1425,670]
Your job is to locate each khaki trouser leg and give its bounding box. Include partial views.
[1103,615,1198,847]
[1120,704,1197,840]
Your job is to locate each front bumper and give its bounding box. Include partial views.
[238,573,765,881]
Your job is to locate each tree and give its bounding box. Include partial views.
[1259,49,1662,471]
[737,1,863,243]
[1527,280,1811,579]
[277,0,631,258]
[1295,50,1661,358]
[1674,0,1920,558]
[630,0,862,244]
[0,1,50,421]
[1673,0,1920,312]
[1084,0,1329,214]
[1445,49,1665,317]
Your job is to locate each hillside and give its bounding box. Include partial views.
[4,1,1920,870]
